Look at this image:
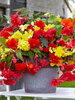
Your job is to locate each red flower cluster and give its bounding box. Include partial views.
[48,43,57,49]
[34,20,45,29]
[15,62,27,72]
[6,38,18,50]
[15,62,41,75]
[0,62,5,71]
[42,28,56,42]
[39,59,49,67]
[50,79,63,87]
[33,30,44,39]
[68,39,75,48]
[0,26,13,39]
[62,27,73,37]
[43,43,56,53]
[60,64,75,71]
[27,62,41,75]
[28,38,41,50]
[56,38,67,46]
[49,53,61,64]
[27,24,34,31]
[11,12,24,29]
[1,68,22,85]
[8,27,13,33]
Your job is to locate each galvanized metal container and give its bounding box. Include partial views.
[24,67,58,93]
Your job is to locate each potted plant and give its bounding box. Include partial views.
[0,8,75,93]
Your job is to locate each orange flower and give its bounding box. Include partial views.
[61,19,73,29]
[73,18,75,26]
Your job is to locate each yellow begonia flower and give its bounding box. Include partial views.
[50,63,59,67]
[65,52,72,56]
[34,26,40,31]
[69,60,75,65]
[49,47,53,53]
[0,48,11,60]
[13,31,22,40]
[44,24,55,32]
[0,46,3,54]
[22,30,33,41]
[56,17,61,22]
[1,53,7,60]
[4,48,11,53]
[20,24,28,31]
[54,46,65,58]
[18,39,30,51]
[50,60,63,67]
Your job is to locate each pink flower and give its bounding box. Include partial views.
[12,56,17,64]
[39,46,43,51]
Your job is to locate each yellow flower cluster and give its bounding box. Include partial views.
[13,30,22,40]
[54,46,65,58]
[56,16,61,22]
[20,24,28,31]
[18,39,30,51]
[34,26,40,31]
[50,60,63,67]
[22,30,33,41]
[0,46,11,59]
[44,24,55,32]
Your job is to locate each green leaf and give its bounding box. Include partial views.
[51,38,56,43]
[33,48,41,53]
[40,37,49,47]
[33,13,40,19]
[4,15,11,23]
[33,48,42,57]
[73,53,75,59]
[28,51,35,61]
[22,51,29,56]
[0,37,5,45]
[35,18,41,21]
[11,61,15,71]
[14,8,30,15]
[6,53,13,67]
[73,26,75,31]
[48,15,56,23]
[56,26,62,37]
[63,36,70,42]
[15,50,24,61]
[69,18,73,22]
[73,32,75,38]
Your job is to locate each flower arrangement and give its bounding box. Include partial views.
[0,8,75,87]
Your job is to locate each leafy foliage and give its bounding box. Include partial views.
[15,50,24,61]
[48,15,56,23]
[28,51,35,61]
[56,26,62,37]
[6,53,13,67]
[14,8,30,16]
[63,36,70,42]
[40,37,49,47]
[0,37,6,45]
